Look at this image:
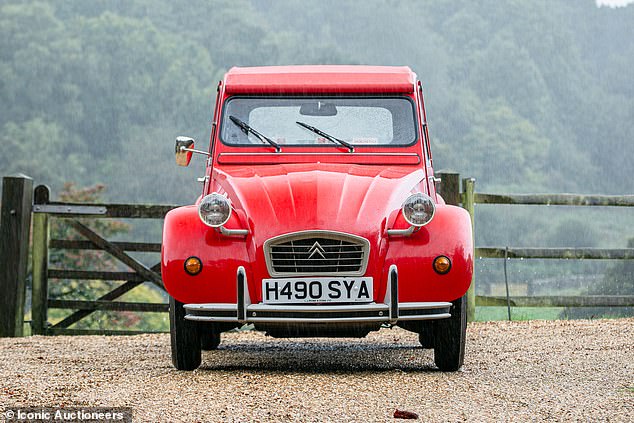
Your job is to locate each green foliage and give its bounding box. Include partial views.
[548,218,599,248]
[2,0,631,200]
[0,119,86,188]
[0,0,214,201]
[450,97,552,188]
[66,12,215,156]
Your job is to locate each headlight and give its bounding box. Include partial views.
[402,193,435,227]
[198,193,231,227]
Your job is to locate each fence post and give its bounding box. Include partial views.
[462,177,476,322]
[0,174,33,337]
[31,185,50,335]
[437,171,460,206]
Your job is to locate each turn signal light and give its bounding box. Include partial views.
[184,256,202,276]
[433,256,451,275]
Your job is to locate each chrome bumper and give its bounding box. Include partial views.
[184,265,452,324]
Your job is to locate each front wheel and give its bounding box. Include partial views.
[169,296,201,370]
[432,294,467,371]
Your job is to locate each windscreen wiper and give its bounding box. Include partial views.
[229,115,281,152]
[296,121,354,153]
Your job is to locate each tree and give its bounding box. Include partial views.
[66,12,215,156]
[0,119,86,192]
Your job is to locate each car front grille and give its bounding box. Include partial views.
[264,231,370,277]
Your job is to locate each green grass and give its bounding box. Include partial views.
[476,306,565,321]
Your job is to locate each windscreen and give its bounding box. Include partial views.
[220,97,418,147]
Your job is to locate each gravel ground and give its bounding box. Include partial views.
[1,318,633,422]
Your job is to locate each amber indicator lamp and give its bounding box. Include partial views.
[184,256,203,276]
[433,255,451,275]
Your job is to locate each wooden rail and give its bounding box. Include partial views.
[49,239,161,252]
[476,295,634,308]
[47,328,166,336]
[476,247,634,260]
[32,202,176,218]
[474,193,634,207]
[48,299,169,312]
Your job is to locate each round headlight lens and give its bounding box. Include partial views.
[198,193,231,227]
[402,193,435,227]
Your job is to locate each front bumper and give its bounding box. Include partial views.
[183,265,452,324]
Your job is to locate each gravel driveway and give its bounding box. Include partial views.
[1,318,632,422]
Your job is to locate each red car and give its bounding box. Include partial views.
[162,66,473,371]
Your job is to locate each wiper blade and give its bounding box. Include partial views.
[229,115,281,152]
[296,121,354,153]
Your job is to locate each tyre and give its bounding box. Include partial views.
[432,294,467,371]
[201,327,221,351]
[169,296,201,370]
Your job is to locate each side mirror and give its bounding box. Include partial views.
[175,136,195,167]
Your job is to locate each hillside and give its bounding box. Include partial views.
[1,0,632,200]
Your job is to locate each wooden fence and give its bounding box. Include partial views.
[436,172,634,321]
[0,173,633,336]
[0,175,176,336]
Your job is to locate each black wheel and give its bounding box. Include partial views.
[169,296,201,370]
[201,326,221,351]
[433,294,467,371]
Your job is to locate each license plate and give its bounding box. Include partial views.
[262,277,373,304]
